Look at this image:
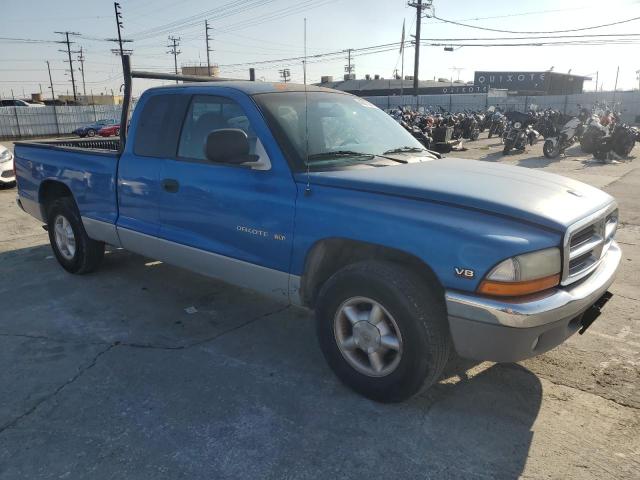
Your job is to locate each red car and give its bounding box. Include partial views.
[98,124,120,137]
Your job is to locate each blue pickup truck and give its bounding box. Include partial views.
[14,62,621,402]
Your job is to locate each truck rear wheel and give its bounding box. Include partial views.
[315,261,450,402]
[47,197,104,274]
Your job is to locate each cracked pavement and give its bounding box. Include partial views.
[0,137,639,479]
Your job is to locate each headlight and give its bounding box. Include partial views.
[478,247,561,297]
[513,121,522,129]
[0,149,12,163]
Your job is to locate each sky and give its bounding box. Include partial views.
[1,0,640,99]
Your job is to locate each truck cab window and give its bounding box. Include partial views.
[133,94,190,158]
[178,95,257,161]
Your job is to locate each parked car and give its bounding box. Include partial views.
[98,124,120,137]
[0,99,45,107]
[0,144,15,187]
[14,76,621,403]
[73,119,117,138]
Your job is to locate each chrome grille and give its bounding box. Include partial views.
[562,205,618,286]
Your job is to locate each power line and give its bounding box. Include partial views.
[132,0,277,40]
[0,36,57,44]
[431,14,640,34]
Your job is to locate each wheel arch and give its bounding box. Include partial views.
[38,180,74,219]
[299,237,444,309]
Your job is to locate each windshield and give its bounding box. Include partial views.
[254,91,425,170]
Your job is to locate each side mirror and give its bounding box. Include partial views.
[204,129,258,165]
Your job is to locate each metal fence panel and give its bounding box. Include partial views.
[0,101,138,139]
[361,91,640,123]
[1,93,638,140]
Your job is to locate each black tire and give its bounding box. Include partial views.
[543,140,560,159]
[46,197,104,274]
[86,129,96,137]
[315,261,450,403]
[613,136,635,157]
[502,141,512,155]
[593,149,609,161]
[580,135,596,154]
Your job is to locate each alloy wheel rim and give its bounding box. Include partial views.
[333,296,403,377]
[53,215,76,260]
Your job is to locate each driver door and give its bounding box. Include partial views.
[157,92,297,299]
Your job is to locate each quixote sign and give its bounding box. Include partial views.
[439,85,488,94]
[474,71,546,91]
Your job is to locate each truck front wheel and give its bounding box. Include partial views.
[47,197,104,274]
[315,261,450,402]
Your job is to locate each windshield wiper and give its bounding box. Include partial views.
[307,150,375,160]
[383,146,426,154]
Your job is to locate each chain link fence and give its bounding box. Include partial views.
[363,91,640,124]
[2,92,638,140]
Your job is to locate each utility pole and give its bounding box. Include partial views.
[167,36,181,83]
[408,0,433,96]
[279,68,291,83]
[55,31,81,101]
[114,2,125,57]
[205,20,213,76]
[613,65,620,105]
[636,69,640,91]
[78,46,87,96]
[303,18,307,85]
[109,2,133,73]
[46,61,55,101]
[344,48,354,78]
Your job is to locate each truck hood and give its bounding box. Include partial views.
[300,159,614,231]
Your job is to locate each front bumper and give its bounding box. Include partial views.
[0,161,15,184]
[445,241,621,362]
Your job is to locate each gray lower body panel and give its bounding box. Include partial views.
[82,216,122,247]
[116,227,298,304]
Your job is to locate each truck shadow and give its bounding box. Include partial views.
[0,243,541,479]
[516,156,558,168]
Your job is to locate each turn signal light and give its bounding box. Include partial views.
[478,274,560,297]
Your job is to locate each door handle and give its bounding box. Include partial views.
[161,178,180,193]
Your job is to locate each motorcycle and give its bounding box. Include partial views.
[487,111,506,139]
[592,122,639,161]
[502,112,539,155]
[542,110,589,159]
[580,114,609,154]
[460,113,480,141]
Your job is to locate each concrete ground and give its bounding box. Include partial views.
[0,136,638,479]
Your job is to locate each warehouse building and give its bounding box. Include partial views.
[317,76,487,96]
[318,70,590,97]
[473,71,591,95]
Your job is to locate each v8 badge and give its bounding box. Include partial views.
[455,267,475,279]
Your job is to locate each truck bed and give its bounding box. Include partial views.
[14,138,120,227]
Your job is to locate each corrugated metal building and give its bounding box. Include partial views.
[316,77,485,96]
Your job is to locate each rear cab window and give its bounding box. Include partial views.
[133,94,190,157]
